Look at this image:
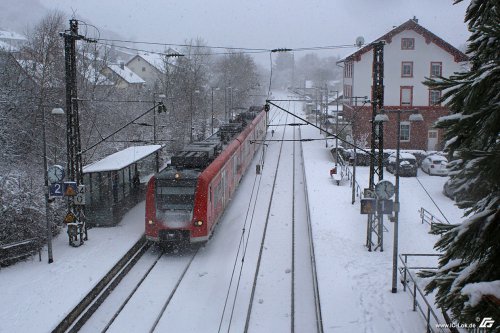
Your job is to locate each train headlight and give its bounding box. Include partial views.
[194,220,203,227]
[148,220,154,225]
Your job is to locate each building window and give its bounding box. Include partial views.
[344,84,352,104]
[401,38,415,50]
[402,62,413,77]
[400,86,413,106]
[429,90,441,105]
[430,62,442,77]
[400,122,410,141]
[344,62,353,78]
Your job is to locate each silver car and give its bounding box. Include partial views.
[421,155,448,176]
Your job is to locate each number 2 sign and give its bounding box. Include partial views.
[49,183,64,198]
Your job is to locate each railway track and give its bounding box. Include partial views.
[53,103,323,333]
[53,236,150,333]
[243,106,324,332]
[53,236,200,333]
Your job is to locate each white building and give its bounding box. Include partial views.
[337,18,468,151]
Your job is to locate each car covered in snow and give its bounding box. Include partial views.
[385,152,418,177]
[421,154,448,176]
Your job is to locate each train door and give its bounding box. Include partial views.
[233,155,239,186]
[222,170,227,206]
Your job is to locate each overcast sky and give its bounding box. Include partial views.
[36,0,470,64]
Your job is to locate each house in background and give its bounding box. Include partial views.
[337,18,468,151]
[101,62,146,89]
[126,50,178,90]
[0,29,26,52]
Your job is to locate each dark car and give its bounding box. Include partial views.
[386,152,418,177]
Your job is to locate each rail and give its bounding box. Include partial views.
[419,207,449,230]
[52,236,149,333]
[399,253,447,333]
[338,154,362,200]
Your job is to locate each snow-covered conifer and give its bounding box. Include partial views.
[420,0,500,328]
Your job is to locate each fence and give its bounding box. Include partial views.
[0,238,41,267]
[419,207,449,231]
[400,253,448,333]
[338,153,363,201]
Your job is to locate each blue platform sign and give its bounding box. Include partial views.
[63,181,78,196]
[49,183,64,198]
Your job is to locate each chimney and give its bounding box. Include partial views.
[119,61,124,70]
[412,16,418,23]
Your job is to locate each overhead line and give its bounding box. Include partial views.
[93,38,360,56]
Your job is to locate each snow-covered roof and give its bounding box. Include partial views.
[0,30,26,41]
[82,65,114,86]
[108,64,146,84]
[136,52,165,72]
[0,40,18,51]
[15,59,63,87]
[127,50,180,73]
[83,145,162,173]
[388,152,416,161]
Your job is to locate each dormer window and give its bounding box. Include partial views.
[401,38,415,50]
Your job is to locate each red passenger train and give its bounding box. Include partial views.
[145,106,267,244]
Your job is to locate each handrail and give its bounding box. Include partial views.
[419,207,449,231]
[399,253,446,333]
[339,154,362,200]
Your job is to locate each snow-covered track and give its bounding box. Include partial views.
[53,236,150,333]
[147,247,199,332]
[244,113,322,332]
[298,126,324,333]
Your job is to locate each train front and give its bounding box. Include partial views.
[145,168,202,243]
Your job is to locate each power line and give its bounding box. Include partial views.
[93,38,360,56]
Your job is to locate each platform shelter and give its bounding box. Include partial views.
[82,145,162,227]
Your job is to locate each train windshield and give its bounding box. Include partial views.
[156,185,196,210]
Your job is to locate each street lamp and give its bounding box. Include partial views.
[211,87,220,135]
[42,107,65,264]
[375,109,423,293]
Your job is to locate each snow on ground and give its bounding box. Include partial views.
[0,91,465,333]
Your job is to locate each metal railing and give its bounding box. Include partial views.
[400,253,446,333]
[419,207,449,230]
[338,154,363,200]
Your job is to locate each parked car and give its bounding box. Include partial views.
[421,155,448,176]
[386,152,418,177]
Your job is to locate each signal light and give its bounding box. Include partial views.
[264,104,270,112]
[194,220,203,227]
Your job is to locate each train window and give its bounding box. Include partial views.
[156,186,196,210]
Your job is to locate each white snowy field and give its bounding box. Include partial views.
[0,92,465,333]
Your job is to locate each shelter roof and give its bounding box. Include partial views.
[83,145,162,173]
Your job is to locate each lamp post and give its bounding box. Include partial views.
[374,109,423,293]
[42,107,65,264]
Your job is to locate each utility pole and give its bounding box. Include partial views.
[61,19,95,245]
[367,40,385,252]
[369,40,385,189]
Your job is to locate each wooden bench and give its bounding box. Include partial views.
[0,238,41,267]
